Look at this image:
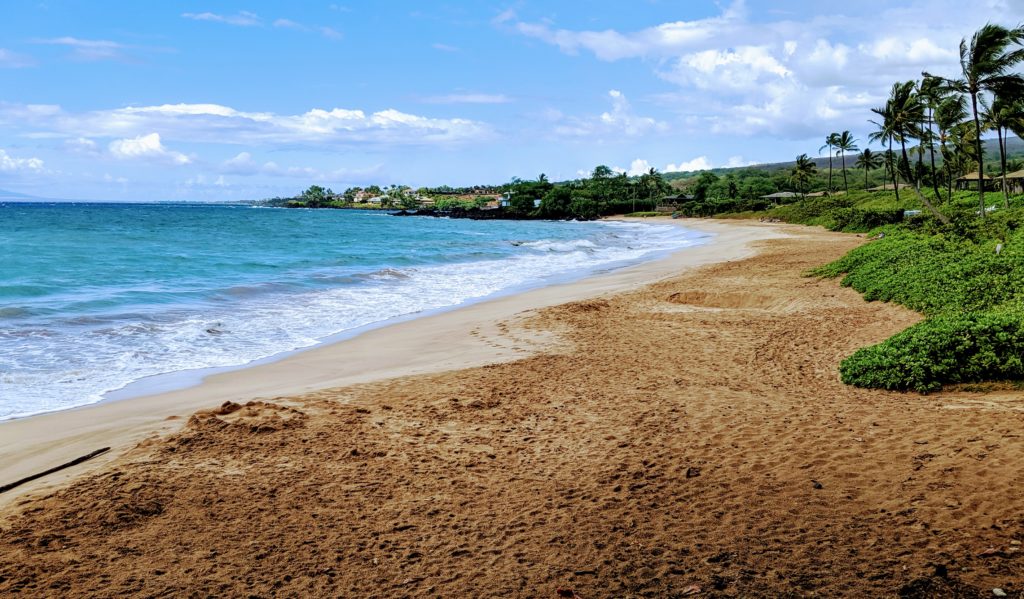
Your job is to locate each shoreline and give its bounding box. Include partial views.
[0,218,783,506]
[5,218,1023,596]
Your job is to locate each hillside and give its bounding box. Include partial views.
[663,135,1024,182]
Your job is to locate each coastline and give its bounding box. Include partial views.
[4,217,1023,596]
[0,218,781,507]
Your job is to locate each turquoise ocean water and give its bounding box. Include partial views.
[0,203,709,419]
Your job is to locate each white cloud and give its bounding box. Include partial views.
[505,0,1024,139]
[0,149,44,172]
[665,156,712,173]
[511,1,745,61]
[661,46,790,91]
[108,133,191,165]
[272,18,342,39]
[432,43,459,52]
[725,155,756,168]
[859,37,957,65]
[319,27,343,40]
[0,49,34,68]
[552,90,668,139]
[493,8,517,25]
[625,159,653,176]
[65,137,98,154]
[1,102,492,147]
[221,151,259,174]
[35,37,126,61]
[420,93,511,104]
[219,151,382,182]
[182,11,261,26]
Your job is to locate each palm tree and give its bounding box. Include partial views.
[935,91,969,201]
[918,75,948,201]
[887,81,925,188]
[833,131,858,193]
[855,149,883,188]
[819,133,839,191]
[789,154,817,193]
[869,101,901,202]
[872,82,948,223]
[926,23,1024,217]
[982,94,1022,207]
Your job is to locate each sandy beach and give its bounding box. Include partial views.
[2,218,1023,596]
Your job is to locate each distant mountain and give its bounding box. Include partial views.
[663,136,1024,181]
[0,189,44,201]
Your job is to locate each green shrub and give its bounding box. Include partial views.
[816,225,1024,392]
[840,312,1024,393]
[824,208,904,232]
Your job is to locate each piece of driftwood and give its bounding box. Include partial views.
[0,447,110,494]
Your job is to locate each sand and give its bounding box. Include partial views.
[2,219,1023,597]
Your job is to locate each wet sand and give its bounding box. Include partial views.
[2,219,1023,597]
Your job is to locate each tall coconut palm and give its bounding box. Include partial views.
[833,131,858,193]
[887,81,925,188]
[982,94,1023,207]
[869,101,901,202]
[926,23,1024,217]
[789,154,817,193]
[819,133,839,191]
[935,91,969,201]
[855,149,883,188]
[873,82,948,223]
[918,75,947,201]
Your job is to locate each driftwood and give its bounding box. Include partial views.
[0,447,110,494]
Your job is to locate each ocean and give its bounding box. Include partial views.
[0,203,709,420]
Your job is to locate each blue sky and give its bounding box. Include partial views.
[0,0,1021,201]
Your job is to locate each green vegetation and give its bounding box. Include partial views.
[813,211,1024,392]
[730,22,1024,394]
[252,23,1024,395]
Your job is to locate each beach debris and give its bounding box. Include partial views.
[0,446,111,494]
[811,480,824,489]
[556,588,582,598]
[993,588,1007,597]
[681,584,702,595]
[573,570,597,576]
[685,466,701,478]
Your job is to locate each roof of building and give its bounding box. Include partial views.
[957,172,997,181]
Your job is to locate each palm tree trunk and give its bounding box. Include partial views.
[971,91,986,219]
[889,138,900,203]
[901,136,947,223]
[828,150,833,191]
[928,109,942,202]
[999,125,1009,208]
[864,165,869,188]
[841,150,848,192]
[940,137,952,202]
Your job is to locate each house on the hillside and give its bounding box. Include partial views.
[1002,170,1024,194]
[956,172,999,191]
[760,191,802,204]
